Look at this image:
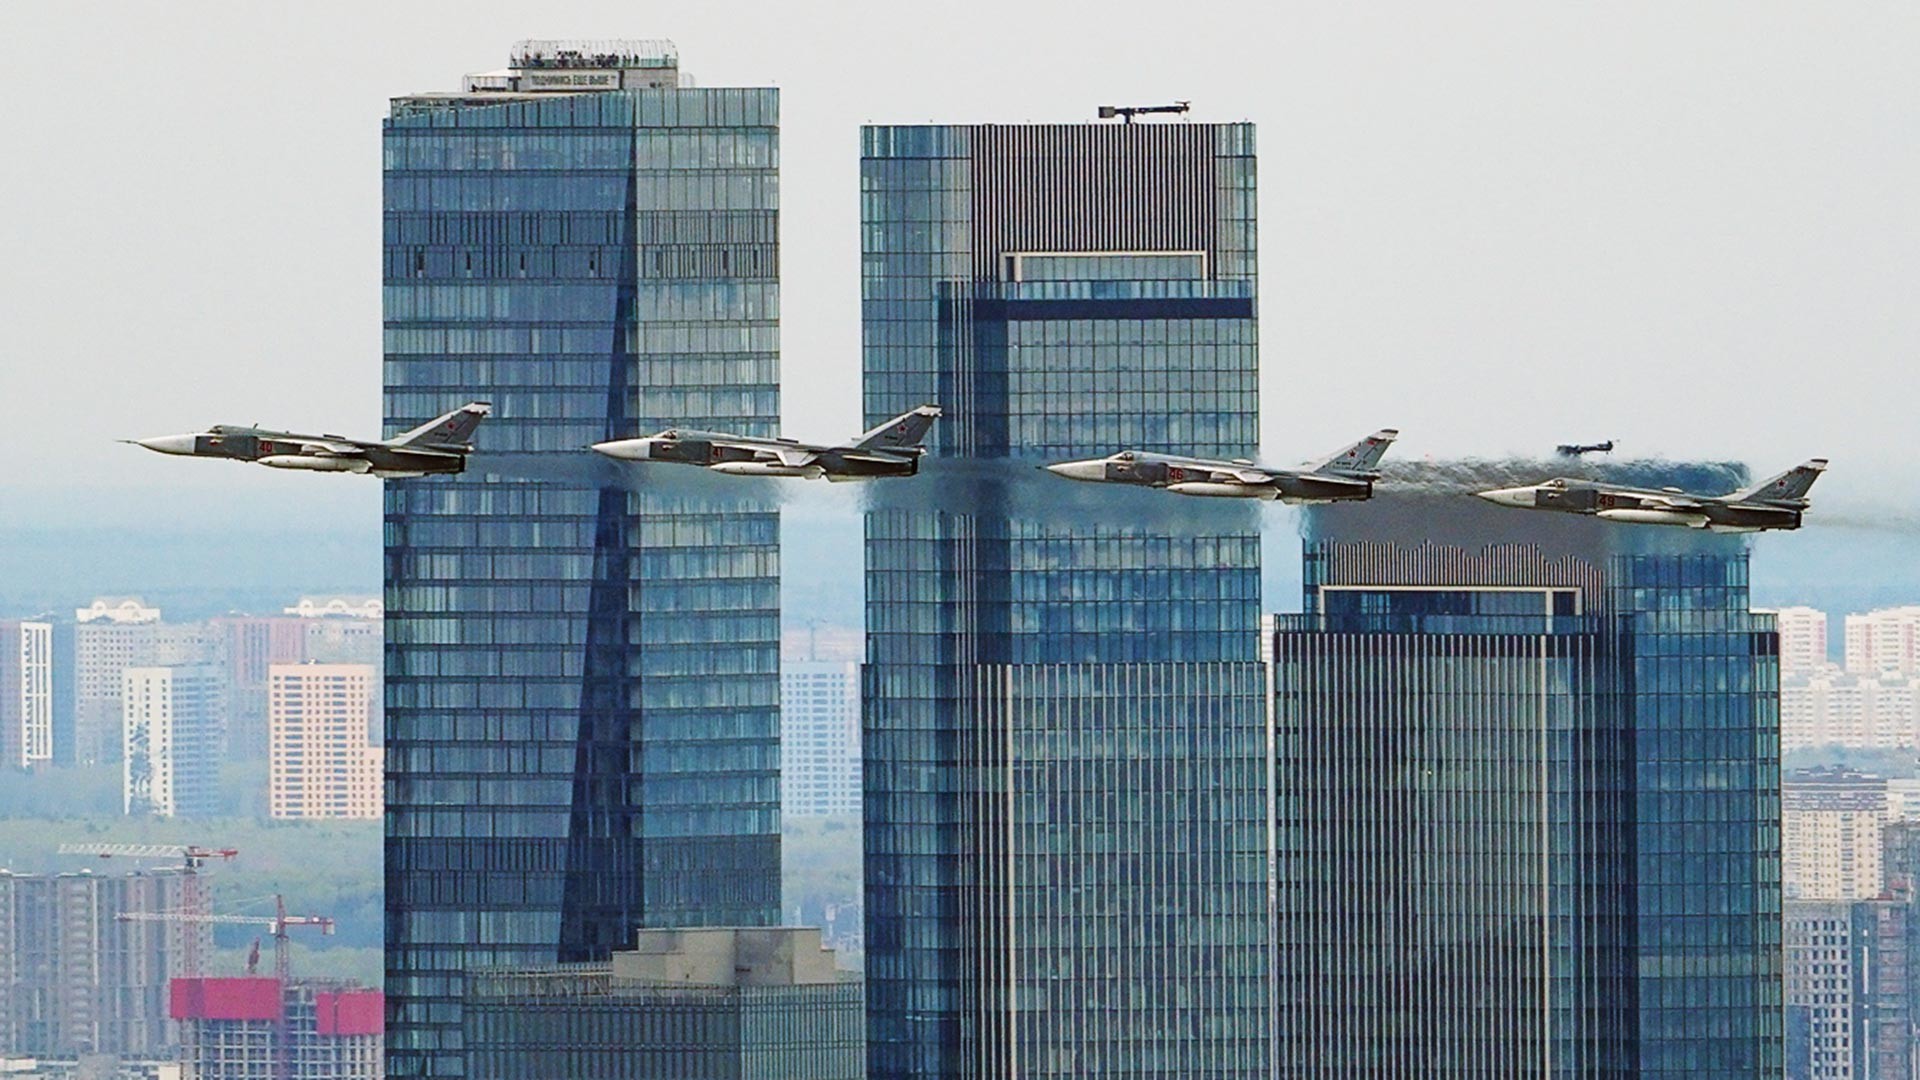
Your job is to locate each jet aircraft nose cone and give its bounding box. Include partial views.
[132,435,197,455]
[1045,460,1107,482]
[1475,486,1535,508]
[590,438,650,461]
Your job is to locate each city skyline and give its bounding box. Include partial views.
[3,7,1919,1079]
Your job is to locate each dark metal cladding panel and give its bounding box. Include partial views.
[968,124,1219,281]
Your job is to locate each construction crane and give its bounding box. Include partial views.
[1097,101,1191,123]
[118,894,335,984]
[58,842,239,977]
[119,895,335,1080]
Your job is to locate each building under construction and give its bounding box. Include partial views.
[171,978,381,1080]
[0,868,203,1059]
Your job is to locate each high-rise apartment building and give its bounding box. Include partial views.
[1782,670,1920,750]
[270,663,381,821]
[0,620,53,769]
[1776,605,1831,676]
[211,616,309,760]
[0,869,204,1058]
[861,120,1268,1078]
[384,41,780,1077]
[462,928,860,1079]
[1784,900,1911,1080]
[1785,766,1890,901]
[122,665,225,819]
[1846,607,1920,677]
[1271,474,1783,1077]
[171,978,383,1080]
[74,601,217,766]
[780,659,859,818]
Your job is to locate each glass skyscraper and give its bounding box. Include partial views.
[861,122,1270,1078]
[1271,471,1784,1077]
[383,41,781,1078]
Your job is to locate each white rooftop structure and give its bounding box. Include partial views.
[283,596,383,620]
[76,597,160,624]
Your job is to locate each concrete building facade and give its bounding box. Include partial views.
[0,870,204,1059]
[1782,671,1920,750]
[1785,766,1891,901]
[210,617,308,761]
[0,621,53,769]
[1777,605,1831,677]
[462,928,860,1079]
[122,667,225,819]
[171,979,382,1080]
[779,659,859,818]
[75,604,217,768]
[269,664,381,821]
[1846,608,1920,677]
[1784,899,1912,1080]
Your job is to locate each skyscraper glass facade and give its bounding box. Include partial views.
[861,122,1269,1078]
[1272,491,1783,1077]
[383,62,781,1078]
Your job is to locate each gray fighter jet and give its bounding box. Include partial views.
[591,405,941,480]
[1476,458,1828,533]
[125,402,490,478]
[1043,430,1399,502]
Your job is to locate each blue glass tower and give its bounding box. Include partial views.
[861,122,1270,1078]
[383,42,781,1078]
[1272,468,1784,1077]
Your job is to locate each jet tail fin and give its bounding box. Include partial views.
[1732,458,1828,505]
[1305,429,1399,478]
[387,402,492,449]
[852,405,941,452]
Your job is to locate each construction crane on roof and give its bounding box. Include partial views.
[58,842,239,977]
[119,894,335,984]
[119,895,335,1080]
[1097,101,1191,123]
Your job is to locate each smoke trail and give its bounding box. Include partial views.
[1305,458,1756,558]
[468,452,1263,534]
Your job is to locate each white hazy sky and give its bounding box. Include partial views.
[2,1,1915,519]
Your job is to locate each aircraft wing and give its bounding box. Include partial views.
[1215,468,1277,485]
[769,447,821,468]
[1639,493,1707,511]
[298,441,369,457]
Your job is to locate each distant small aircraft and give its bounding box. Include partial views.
[1476,459,1828,533]
[591,406,941,480]
[125,402,490,478]
[1043,430,1398,502]
[1555,439,1615,457]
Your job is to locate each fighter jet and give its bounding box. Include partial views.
[1475,458,1828,533]
[1556,439,1615,457]
[1043,430,1399,502]
[591,405,941,480]
[125,402,491,478]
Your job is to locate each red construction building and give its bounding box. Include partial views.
[170,978,381,1080]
